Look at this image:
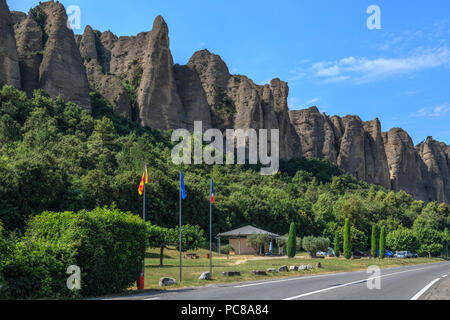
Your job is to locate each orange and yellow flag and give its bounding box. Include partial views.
[138,165,149,196]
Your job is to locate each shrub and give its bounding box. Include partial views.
[287,223,297,258]
[2,237,78,299]
[3,206,147,298]
[343,219,352,259]
[302,236,330,258]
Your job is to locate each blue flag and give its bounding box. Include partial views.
[210,179,214,204]
[180,172,186,200]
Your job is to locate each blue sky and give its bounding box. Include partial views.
[8,0,450,144]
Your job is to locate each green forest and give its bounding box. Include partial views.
[0,84,449,252]
[0,84,450,298]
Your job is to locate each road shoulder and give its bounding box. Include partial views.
[421,274,450,300]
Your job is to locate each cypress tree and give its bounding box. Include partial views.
[379,226,386,259]
[287,222,297,258]
[334,230,340,258]
[371,225,378,258]
[343,219,352,260]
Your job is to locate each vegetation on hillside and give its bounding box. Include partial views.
[1,84,449,252]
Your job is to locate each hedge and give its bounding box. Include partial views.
[1,206,147,299]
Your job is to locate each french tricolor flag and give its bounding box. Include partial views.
[210,179,214,204]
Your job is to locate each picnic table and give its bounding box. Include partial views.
[184,253,199,259]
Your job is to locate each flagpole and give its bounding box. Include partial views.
[139,164,147,290]
[210,179,213,275]
[179,171,182,283]
[143,164,146,223]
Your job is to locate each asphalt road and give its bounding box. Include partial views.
[108,261,450,300]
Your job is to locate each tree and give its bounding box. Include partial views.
[343,219,352,259]
[414,227,444,258]
[220,245,235,259]
[247,234,270,255]
[146,224,175,266]
[147,223,205,266]
[302,236,330,258]
[287,223,297,258]
[379,226,386,259]
[371,225,378,258]
[386,228,418,253]
[443,228,450,257]
[334,230,340,258]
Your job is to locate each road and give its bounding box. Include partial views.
[108,261,450,300]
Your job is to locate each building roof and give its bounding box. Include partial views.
[217,225,280,238]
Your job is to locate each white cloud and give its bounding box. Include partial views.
[409,103,450,118]
[288,97,321,110]
[310,47,450,83]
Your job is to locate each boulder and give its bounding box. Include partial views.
[267,268,279,273]
[159,277,177,287]
[222,271,240,277]
[299,265,307,271]
[279,266,289,272]
[289,266,299,271]
[316,262,322,269]
[199,272,212,280]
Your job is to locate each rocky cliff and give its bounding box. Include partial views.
[7,1,91,111]
[0,0,21,88]
[1,0,449,204]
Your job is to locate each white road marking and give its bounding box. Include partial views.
[234,262,448,289]
[410,278,441,300]
[283,265,439,300]
[443,275,448,278]
[233,272,359,288]
[143,297,161,300]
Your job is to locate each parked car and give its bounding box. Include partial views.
[353,250,367,257]
[327,247,335,257]
[395,251,408,258]
[395,251,417,258]
[317,247,336,257]
[378,250,394,258]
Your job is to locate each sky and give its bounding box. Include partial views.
[8,0,450,145]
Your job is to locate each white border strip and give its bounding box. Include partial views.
[410,278,441,300]
[283,265,434,300]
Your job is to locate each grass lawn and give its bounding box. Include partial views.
[124,247,446,293]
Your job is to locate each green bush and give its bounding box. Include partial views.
[302,236,330,258]
[3,206,147,298]
[2,237,78,299]
[287,223,297,258]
